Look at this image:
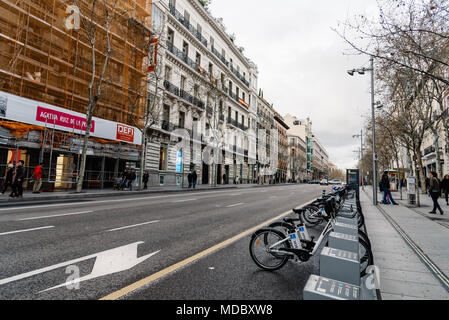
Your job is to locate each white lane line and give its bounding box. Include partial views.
[0,189,259,212]
[106,220,160,232]
[172,198,197,203]
[17,211,93,221]
[0,226,54,236]
[226,203,244,208]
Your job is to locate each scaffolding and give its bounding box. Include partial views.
[0,0,153,190]
[0,0,152,126]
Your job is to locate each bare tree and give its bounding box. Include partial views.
[128,17,166,190]
[74,0,120,193]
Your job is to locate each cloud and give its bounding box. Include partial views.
[209,0,379,170]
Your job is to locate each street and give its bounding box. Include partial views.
[0,184,329,300]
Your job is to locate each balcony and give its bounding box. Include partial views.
[230,65,249,88]
[211,46,229,67]
[229,91,240,103]
[164,80,205,110]
[422,146,436,158]
[169,4,208,47]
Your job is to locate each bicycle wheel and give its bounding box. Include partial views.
[359,237,374,277]
[249,228,291,271]
[358,230,372,249]
[357,212,365,229]
[302,206,323,227]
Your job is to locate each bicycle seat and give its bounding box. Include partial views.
[292,208,306,214]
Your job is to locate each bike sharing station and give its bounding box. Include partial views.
[304,169,378,300]
[249,169,379,300]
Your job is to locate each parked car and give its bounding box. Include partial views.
[329,179,342,185]
[320,179,328,185]
[308,179,320,184]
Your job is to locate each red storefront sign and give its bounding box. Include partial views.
[116,124,135,143]
[36,106,95,132]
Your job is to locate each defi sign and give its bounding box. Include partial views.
[116,124,135,143]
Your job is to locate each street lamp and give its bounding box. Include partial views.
[348,57,377,205]
[353,130,364,190]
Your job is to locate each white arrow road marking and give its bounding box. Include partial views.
[0,242,159,293]
[17,211,93,221]
[0,226,54,236]
[106,220,160,232]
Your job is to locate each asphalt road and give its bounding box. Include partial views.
[0,184,331,300]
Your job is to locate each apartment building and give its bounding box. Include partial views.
[274,112,289,183]
[312,137,329,178]
[147,0,259,186]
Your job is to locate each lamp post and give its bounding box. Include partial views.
[353,130,364,190]
[348,57,377,205]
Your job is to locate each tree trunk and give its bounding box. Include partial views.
[76,109,94,193]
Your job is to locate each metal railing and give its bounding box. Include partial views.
[230,65,249,87]
[169,4,208,47]
[212,46,229,66]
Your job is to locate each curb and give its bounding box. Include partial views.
[0,186,239,205]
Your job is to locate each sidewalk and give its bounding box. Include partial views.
[0,182,300,204]
[361,186,449,300]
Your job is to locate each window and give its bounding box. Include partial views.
[180,76,186,91]
[235,111,238,121]
[152,4,164,33]
[221,49,226,59]
[229,81,232,95]
[196,52,201,66]
[241,115,244,125]
[197,24,202,36]
[194,84,199,98]
[221,73,225,89]
[210,36,215,48]
[184,10,190,24]
[159,144,168,171]
[164,66,172,81]
[242,92,245,102]
[169,0,176,7]
[228,107,231,119]
[236,87,239,98]
[182,41,189,57]
[230,58,233,68]
[167,28,174,45]
[162,105,170,122]
[179,111,185,128]
[209,63,213,75]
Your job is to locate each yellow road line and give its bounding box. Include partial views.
[100,199,314,300]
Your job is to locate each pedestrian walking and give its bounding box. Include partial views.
[441,174,449,206]
[143,170,149,190]
[32,163,43,194]
[121,169,128,191]
[429,172,443,215]
[128,169,137,191]
[192,170,197,189]
[188,172,193,188]
[11,160,24,198]
[381,171,398,205]
[2,163,14,195]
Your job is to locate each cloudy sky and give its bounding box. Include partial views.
[209,0,379,170]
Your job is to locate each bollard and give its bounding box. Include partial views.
[320,247,360,286]
[303,274,360,300]
[328,232,359,253]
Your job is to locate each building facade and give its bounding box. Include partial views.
[0,0,152,190]
[146,0,259,187]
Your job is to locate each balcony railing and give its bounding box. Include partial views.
[229,91,239,103]
[423,146,436,156]
[164,80,205,110]
[211,46,229,67]
[230,65,249,87]
[169,4,208,47]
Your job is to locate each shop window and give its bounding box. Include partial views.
[159,144,168,171]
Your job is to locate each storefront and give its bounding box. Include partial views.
[0,91,142,190]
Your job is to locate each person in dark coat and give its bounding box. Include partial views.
[11,160,24,198]
[127,169,137,191]
[188,172,193,188]
[143,170,149,190]
[121,169,128,191]
[192,170,198,189]
[381,171,398,205]
[2,163,14,195]
[441,174,449,206]
[429,172,443,215]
